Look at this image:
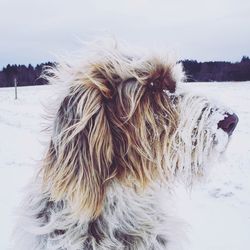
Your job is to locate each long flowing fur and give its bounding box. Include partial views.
[12,40,231,250]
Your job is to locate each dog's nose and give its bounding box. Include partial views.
[218,113,239,136]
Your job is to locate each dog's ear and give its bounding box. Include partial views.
[41,70,115,219]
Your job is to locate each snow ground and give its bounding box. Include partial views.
[0,83,249,250]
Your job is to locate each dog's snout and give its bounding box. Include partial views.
[218,113,239,136]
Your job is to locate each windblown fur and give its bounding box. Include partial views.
[12,40,232,250]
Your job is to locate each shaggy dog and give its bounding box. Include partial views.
[12,41,238,250]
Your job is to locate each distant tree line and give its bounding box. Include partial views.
[0,57,250,87]
[0,62,54,87]
[182,56,250,82]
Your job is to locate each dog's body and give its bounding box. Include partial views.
[12,41,238,250]
[16,179,184,250]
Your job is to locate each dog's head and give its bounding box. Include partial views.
[42,41,238,218]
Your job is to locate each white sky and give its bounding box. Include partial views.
[0,0,249,67]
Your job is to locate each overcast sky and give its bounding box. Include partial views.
[0,0,249,67]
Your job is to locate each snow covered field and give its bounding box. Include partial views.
[0,82,249,250]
